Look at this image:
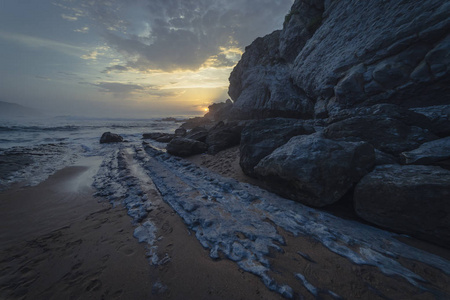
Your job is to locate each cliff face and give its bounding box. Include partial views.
[229,0,450,247]
[229,0,450,119]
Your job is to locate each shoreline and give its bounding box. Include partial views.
[0,146,449,299]
[0,153,283,300]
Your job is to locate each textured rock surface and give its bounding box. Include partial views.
[254,134,375,207]
[142,132,175,143]
[174,127,187,137]
[354,165,450,247]
[401,137,450,169]
[205,121,244,154]
[323,114,437,156]
[240,118,315,176]
[100,132,123,144]
[185,126,208,142]
[412,105,450,137]
[228,31,314,119]
[229,1,450,118]
[166,138,207,157]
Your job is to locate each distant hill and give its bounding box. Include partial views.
[0,101,42,118]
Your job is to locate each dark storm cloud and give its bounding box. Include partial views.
[59,0,293,71]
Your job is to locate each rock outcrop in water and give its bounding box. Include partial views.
[100,132,124,144]
[228,0,450,246]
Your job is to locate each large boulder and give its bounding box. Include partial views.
[100,132,123,144]
[205,121,244,154]
[254,134,375,207]
[180,117,214,130]
[143,132,175,143]
[185,126,209,143]
[239,118,315,176]
[354,165,450,247]
[166,138,207,157]
[229,1,450,119]
[174,127,187,137]
[401,137,450,169]
[323,109,438,155]
[412,105,450,137]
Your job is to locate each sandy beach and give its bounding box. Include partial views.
[1,146,449,300]
[0,154,282,300]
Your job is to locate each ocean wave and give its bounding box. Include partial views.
[0,125,82,132]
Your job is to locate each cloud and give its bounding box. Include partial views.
[79,81,180,98]
[58,0,293,72]
[61,14,78,21]
[0,30,83,57]
[81,50,99,60]
[102,64,129,73]
[94,82,144,94]
[35,75,52,80]
[74,26,90,33]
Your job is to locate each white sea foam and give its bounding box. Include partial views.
[93,143,450,299]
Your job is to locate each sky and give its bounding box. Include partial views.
[0,0,293,118]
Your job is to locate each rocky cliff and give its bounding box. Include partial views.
[229,0,449,119]
[228,0,450,247]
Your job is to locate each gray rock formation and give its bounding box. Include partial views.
[254,134,375,207]
[166,138,208,157]
[354,165,450,247]
[412,105,450,137]
[143,132,175,143]
[323,114,437,156]
[228,31,314,119]
[205,121,244,154]
[100,132,123,144]
[185,126,208,143]
[204,99,233,121]
[174,127,187,137]
[401,137,450,169]
[240,118,315,176]
[229,1,450,119]
[223,0,450,246]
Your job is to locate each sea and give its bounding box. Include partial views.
[0,115,189,189]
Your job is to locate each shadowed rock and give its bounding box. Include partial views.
[185,126,208,143]
[100,132,123,144]
[205,121,244,155]
[323,114,437,156]
[239,118,315,176]
[354,165,450,247]
[166,138,207,157]
[254,134,375,207]
[401,137,450,169]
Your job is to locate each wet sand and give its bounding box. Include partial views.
[1,148,449,299]
[0,156,281,300]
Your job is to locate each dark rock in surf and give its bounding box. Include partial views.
[100,132,123,144]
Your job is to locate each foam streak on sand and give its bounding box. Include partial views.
[93,143,450,298]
